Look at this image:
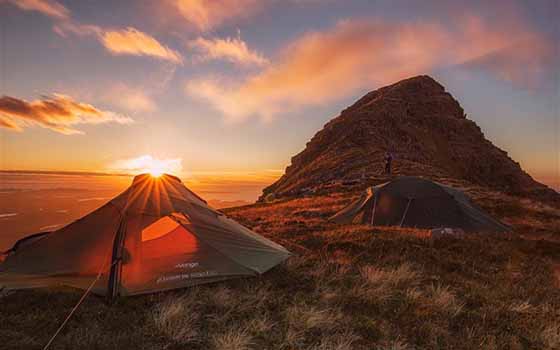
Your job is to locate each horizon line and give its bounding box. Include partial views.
[0,169,134,177]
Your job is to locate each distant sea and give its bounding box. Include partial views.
[0,171,267,252]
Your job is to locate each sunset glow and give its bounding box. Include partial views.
[110,155,183,176]
[149,170,163,178]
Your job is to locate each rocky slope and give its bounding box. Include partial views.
[260,75,558,203]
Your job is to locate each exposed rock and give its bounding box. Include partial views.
[259,75,558,204]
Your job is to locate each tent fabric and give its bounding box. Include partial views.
[330,176,510,233]
[0,174,290,297]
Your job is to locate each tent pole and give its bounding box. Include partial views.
[400,198,412,227]
[107,217,127,303]
[370,194,377,226]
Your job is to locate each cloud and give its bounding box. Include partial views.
[189,34,268,66]
[170,0,328,31]
[186,16,556,122]
[8,0,184,66]
[52,20,102,38]
[53,22,184,64]
[100,65,177,113]
[109,155,183,175]
[100,27,183,64]
[0,116,22,131]
[4,0,69,19]
[0,94,133,135]
[103,84,157,113]
[455,32,556,89]
[172,0,263,31]
[8,0,182,67]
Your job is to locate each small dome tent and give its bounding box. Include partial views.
[330,177,510,233]
[0,174,290,297]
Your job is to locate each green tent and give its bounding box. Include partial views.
[0,174,290,297]
[330,176,510,233]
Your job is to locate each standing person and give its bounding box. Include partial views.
[384,151,393,175]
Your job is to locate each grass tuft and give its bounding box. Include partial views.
[360,263,419,288]
[285,303,343,331]
[427,284,464,317]
[509,300,533,314]
[308,330,360,350]
[211,327,254,350]
[153,294,200,344]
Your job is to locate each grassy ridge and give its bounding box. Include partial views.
[1,191,559,349]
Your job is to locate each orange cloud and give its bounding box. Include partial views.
[189,35,268,66]
[172,0,263,31]
[0,116,22,131]
[186,17,555,122]
[5,0,69,19]
[100,27,183,64]
[13,1,183,65]
[170,0,327,31]
[0,94,133,135]
[54,23,184,64]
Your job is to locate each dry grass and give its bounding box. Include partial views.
[375,338,412,350]
[360,263,419,287]
[509,300,533,314]
[403,287,423,303]
[153,293,200,344]
[211,327,254,350]
[307,330,360,350]
[247,313,275,334]
[427,284,464,317]
[351,263,421,306]
[1,191,560,349]
[285,303,343,331]
[541,323,560,349]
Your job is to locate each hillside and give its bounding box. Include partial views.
[259,75,558,204]
[1,189,559,349]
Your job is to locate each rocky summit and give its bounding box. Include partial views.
[260,75,558,203]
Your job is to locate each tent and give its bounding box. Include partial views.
[329,176,510,233]
[0,174,291,297]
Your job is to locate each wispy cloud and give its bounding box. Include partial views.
[53,22,184,64]
[0,116,22,131]
[189,34,268,66]
[52,20,102,38]
[455,35,556,89]
[186,16,555,123]
[172,0,263,31]
[103,84,157,113]
[0,94,133,134]
[100,27,183,64]
[5,0,69,19]
[170,0,327,31]
[100,64,176,113]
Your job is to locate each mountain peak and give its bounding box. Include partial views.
[259,75,558,204]
[345,74,464,119]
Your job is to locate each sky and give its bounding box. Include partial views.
[0,0,558,191]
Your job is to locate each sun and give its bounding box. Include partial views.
[109,155,182,177]
[148,168,164,178]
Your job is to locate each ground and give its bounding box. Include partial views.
[1,188,559,350]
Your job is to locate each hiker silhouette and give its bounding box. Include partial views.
[384,152,393,175]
